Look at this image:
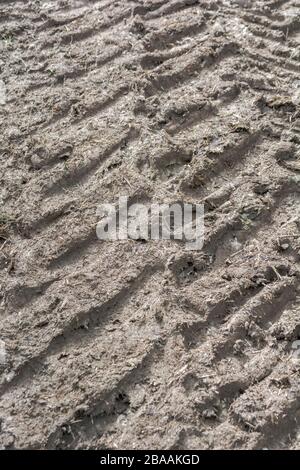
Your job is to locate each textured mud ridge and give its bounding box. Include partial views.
[0,0,300,450]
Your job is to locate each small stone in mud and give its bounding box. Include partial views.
[233,339,245,356]
[202,408,218,420]
[279,242,290,251]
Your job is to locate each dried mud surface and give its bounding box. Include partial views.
[0,0,300,450]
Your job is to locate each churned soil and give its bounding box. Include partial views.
[0,0,300,450]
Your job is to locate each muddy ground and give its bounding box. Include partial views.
[0,0,300,450]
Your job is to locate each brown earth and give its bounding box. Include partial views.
[0,0,300,450]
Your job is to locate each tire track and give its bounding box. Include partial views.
[1,0,300,450]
